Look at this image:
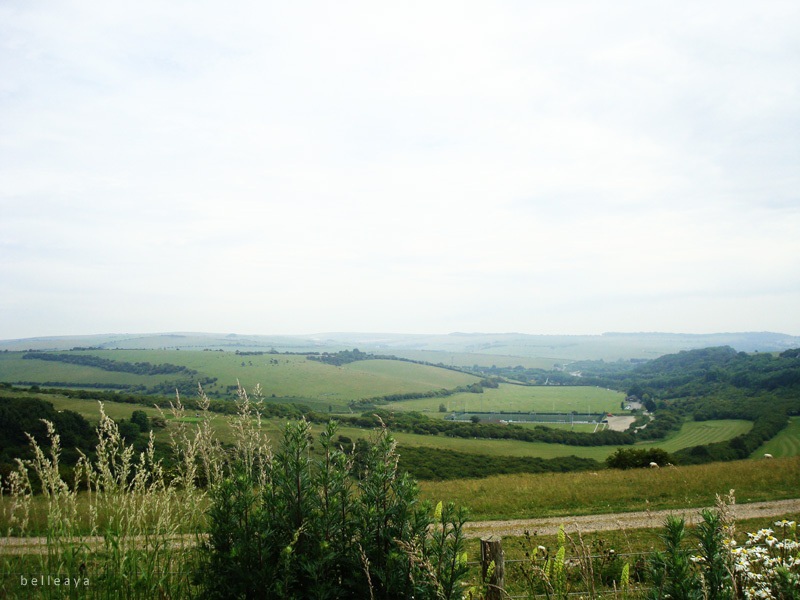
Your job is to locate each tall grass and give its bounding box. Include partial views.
[0,390,223,598]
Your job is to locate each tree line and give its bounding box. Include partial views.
[22,351,198,376]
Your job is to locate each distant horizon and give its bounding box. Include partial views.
[3,328,800,343]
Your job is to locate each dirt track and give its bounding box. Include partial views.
[462,498,800,539]
[2,499,798,553]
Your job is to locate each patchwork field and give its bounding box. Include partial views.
[33,392,753,463]
[0,351,481,410]
[332,419,753,461]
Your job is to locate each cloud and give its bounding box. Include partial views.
[1,0,799,338]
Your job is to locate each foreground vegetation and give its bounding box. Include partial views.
[1,392,798,598]
[4,454,797,535]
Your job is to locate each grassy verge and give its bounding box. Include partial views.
[419,456,800,520]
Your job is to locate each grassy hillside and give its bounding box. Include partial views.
[0,350,481,410]
[644,419,752,453]
[419,455,800,520]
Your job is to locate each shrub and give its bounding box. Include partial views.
[605,447,673,469]
[199,416,470,599]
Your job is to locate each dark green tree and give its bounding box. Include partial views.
[130,410,150,433]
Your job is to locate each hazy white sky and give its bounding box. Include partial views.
[2,1,799,339]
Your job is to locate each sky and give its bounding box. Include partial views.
[1,1,799,339]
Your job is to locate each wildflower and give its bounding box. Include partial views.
[773,519,795,528]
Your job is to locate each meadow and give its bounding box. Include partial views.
[418,456,800,520]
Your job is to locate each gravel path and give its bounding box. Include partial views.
[462,498,800,539]
[2,499,798,553]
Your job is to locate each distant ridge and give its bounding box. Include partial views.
[1,331,798,362]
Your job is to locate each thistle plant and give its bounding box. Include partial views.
[693,508,734,600]
[421,500,470,600]
[617,562,631,600]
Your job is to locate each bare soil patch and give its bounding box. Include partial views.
[605,415,635,431]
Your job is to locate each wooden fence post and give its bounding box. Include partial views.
[480,536,504,600]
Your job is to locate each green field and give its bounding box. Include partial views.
[753,416,800,458]
[0,352,161,387]
[641,419,753,453]
[385,384,626,416]
[0,351,480,409]
[325,418,751,461]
